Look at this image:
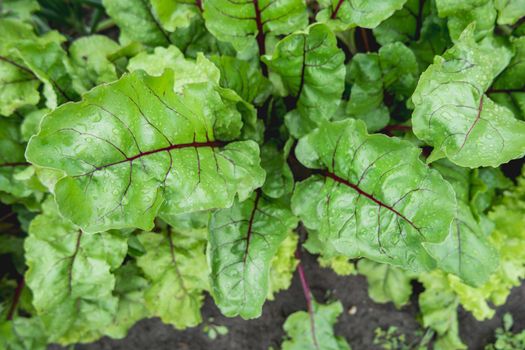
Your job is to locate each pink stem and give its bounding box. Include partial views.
[295,249,319,349]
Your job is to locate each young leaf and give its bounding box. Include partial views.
[267,231,298,299]
[208,192,298,318]
[203,0,308,53]
[137,226,208,329]
[495,0,525,25]
[418,271,466,350]
[292,119,456,271]
[263,23,345,125]
[24,199,128,344]
[412,25,525,168]
[316,0,407,31]
[281,300,351,350]
[26,70,265,232]
[358,259,415,309]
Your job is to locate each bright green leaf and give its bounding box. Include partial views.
[292,119,456,271]
[26,70,265,232]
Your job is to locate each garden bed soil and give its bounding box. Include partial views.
[67,252,525,350]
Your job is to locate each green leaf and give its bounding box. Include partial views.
[0,51,40,116]
[26,70,265,232]
[24,198,128,344]
[357,259,415,308]
[137,226,208,329]
[489,36,525,121]
[128,45,263,142]
[203,0,308,53]
[0,118,30,198]
[260,142,294,199]
[281,300,351,350]
[102,0,173,46]
[443,1,496,41]
[316,0,407,31]
[210,55,271,105]
[345,42,418,132]
[69,35,120,92]
[319,255,355,276]
[267,231,298,300]
[104,262,150,339]
[425,160,499,286]
[13,40,78,108]
[412,25,525,168]
[150,0,202,31]
[208,192,298,318]
[418,271,466,350]
[263,23,346,125]
[292,119,456,271]
[495,0,525,25]
[0,317,48,350]
[0,0,40,21]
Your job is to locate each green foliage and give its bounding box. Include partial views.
[485,313,525,350]
[1,1,525,348]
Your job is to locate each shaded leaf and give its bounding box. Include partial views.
[263,23,345,125]
[137,226,208,329]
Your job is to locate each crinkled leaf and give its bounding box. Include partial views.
[292,119,456,271]
[69,35,120,92]
[208,192,298,318]
[137,227,208,329]
[210,55,271,105]
[412,25,525,167]
[203,0,307,52]
[358,259,415,308]
[0,317,48,350]
[318,255,355,276]
[418,271,466,350]
[434,0,497,41]
[281,300,350,350]
[263,23,345,125]
[316,0,407,31]
[13,40,78,108]
[26,70,265,232]
[128,46,263,142]
[104,263,150,339]
[0,50,40,116]
[268,232,298,299]
[24,198,128,344]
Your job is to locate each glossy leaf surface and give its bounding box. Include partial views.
[26,70,265,232]
[292,119,456,271]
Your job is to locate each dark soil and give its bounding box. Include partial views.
[69,252,525,350]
